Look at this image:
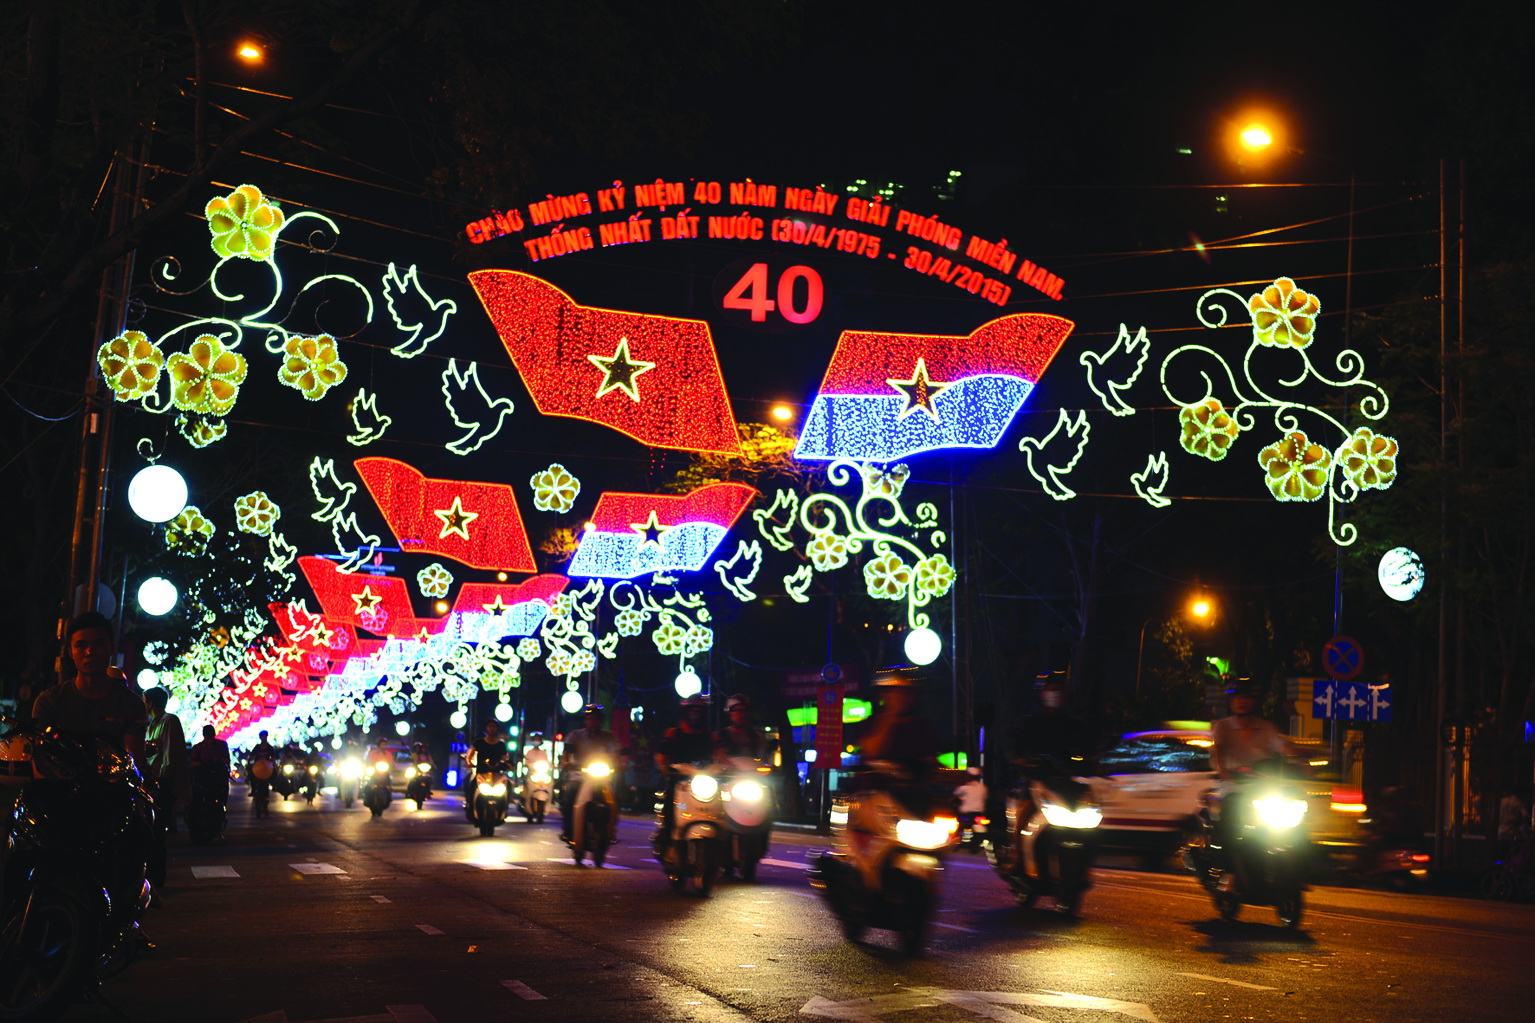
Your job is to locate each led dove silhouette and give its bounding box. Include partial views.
[383,263,457,358]
[1132,452,1172,508]
[1018,409,1091,501]
[752,490,800,552]
[309,457,356,523]
[783,564,814,603]
[441,359,514,456]
[713,539,764,602]
[347,387,392,446]
[1080,323,1149,416]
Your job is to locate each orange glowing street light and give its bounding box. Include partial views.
[770,404,794,422]
[1136,594,1218,696]
[236,41,264,63]
[1239,124,1274,151]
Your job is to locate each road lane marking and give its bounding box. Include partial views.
[191,866,239,879]
[1175,972,1277,991]
[371,895,392,903]
[415,924,444,935]
[502,980,547,1000]
[546,857,632,868]
[458,859,527,870]
[290,862,346,875]
[933,922,980,933]
[760,858,808,870]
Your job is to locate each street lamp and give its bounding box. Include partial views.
[1135,596,1215,697]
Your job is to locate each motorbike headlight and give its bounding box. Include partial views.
[405,767,417,780]
[729,780,764,803]
[374,762,390,773]
[340,761,361,779]
[478,782,507,797]
[583,762,613,779]
[532,767,552,783]
[282,764,295,775]
[689,775,718,801]
[895,816,958,850]
[417,763,431,772]
[308,766,319,775]
[1039,802,1103,829]
[1252,795,1307,829]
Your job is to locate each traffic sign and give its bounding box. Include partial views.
[1312,679,1391,722]
[1322,634,1364,680]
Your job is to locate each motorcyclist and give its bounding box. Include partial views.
[954,767,987,815]
[715,694,768,763]
[654,694,717,854]
[303,740,330,793]
[466,722,507,822]
[859,665,938,782]
[523,732,551,773]
[247,730,278,816]
[1208,680,1306,887]
[1007,676,1094,876]
[561,706,619,844]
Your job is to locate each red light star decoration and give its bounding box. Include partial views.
[569,482,756,579]
[469,270,741,455]
[352,585,383,615]
[356,457,537,572]
[886,357,952,422]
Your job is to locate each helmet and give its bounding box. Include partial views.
[1034,674,1067,691]
[528,732,544,742]
[680,694,711,708]
[872,664,922,687]
[724,693,751,713]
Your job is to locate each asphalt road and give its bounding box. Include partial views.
[52,786,1535,1023]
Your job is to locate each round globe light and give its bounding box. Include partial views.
[559,690,584,714]
[127,465,188,523]
[166,696,182,715]
[332,737,343,750]
[674,669,702,699]
[904,626,943,666]
[137,577,178,616]
[450,710,467,729]
[1378,547,1425,602]
[494,702,513,722]
[136,669,159,691]
[394,720,410,737]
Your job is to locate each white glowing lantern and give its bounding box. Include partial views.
[127,465,188,523]
[332,737,343,750]
[674,669,702,699]
[394,720,410,737]
[559,690,584,715]
[136,669,159,691]
[450,710,467,730]
[494,702,513,722]
[904,626,942,666]
[1378,547,1425,602]
[137,576,178,617]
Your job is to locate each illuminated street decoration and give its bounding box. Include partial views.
[783,564,814,603]
[752,490,799,552]
[347,388,392,446]
[469,270,741,455]
[98,330,165,401]
[1378,547,1425,602]
[607,578,713,676]
[206,184,285,261]
[568,482,757,579]
[1080,323,1149,416]
[713,539,763,602]
[1018,409,1091,501]
[417,562,453,598]
[165,505,215,553]
[169,334,248,416]
[795,313,1073,463]
[441,359,515,456]
[1131,453,1171,509]
[300,556,416,634]
[278,334,348,400]
[178,414,227,448]
[308,457,379,572]
[234,491,280,535]
[383,263,457,358]
[1160,277,1397,545]
[530,464,580,513]
[355,457,537,572]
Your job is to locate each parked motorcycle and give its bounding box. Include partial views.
[336,758,362,808]
[520,760,553,824]
[656,763,727,892]
[984,757,1102,915]
[405,759,433,810]
[808,763,959,954]
[719,760,774,882]
[362,759,393,818]
[570,760,616,866]
[472,760,510,837]
[0,720,156,1020]
[1181,764,1309,928]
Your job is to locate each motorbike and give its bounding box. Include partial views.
[471,759,510,837]
[299,763,323,805]
[405,759,433,810]
[519,759,553,824]
[362,759,393,818]
[808,762,959,954]
[185,761,228,846]
[656,763,728,892]
[1180,763,1310,928]
[248,755,275,818]
[719,759,774,882]
[570,759,616,866]
[1354,845,1432,890]
[273,758,300,801]
[336,757,362,808]
[983,757,1102,915]
[957,810,990,853]
[0,720,156,1021]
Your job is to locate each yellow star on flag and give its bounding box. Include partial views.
[414,627,433,643]
[588,337,655,402]
[434,495,479,541]
[482,594,512,615]
[886,357,952,422]
[352,585,383,614]
[629,510,670,550]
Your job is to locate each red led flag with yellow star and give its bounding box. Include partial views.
[355,457,537,572]
[298,556,420,635]
[469,270,741,455]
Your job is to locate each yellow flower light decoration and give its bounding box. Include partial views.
[1248,277,1320,349]
[807,532,852,572]
[279,334,348,400]
[652,622,686,656]
[530,464,580,513]
[97,331,164,401]
[234,491,280,536]
[206,184,285,261]
[168,334,247,415]
[166,505,215,551]
[178,414,227,449]
[864,552,912,600]
[1258,431,1332,501]
[417,562,453,599]
[914,554,956,597]
[1179,399,1241,461]
[1338,428,1398,490]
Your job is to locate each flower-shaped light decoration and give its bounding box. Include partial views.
[546,651,572,676]
[98,331,164,402]
[1179,399,1241,461]
[866,463,911,499]
[358,606,389,633]
[178,414,227,449]
[652,621,686,656]
[1258,431,1333,501]
[206,184,285,262]
[234,491,280,536]
[279,334,348,401]
[417,562,453,599]
[1248,277,1320,349]
[166,505,215,553]
[914,554,957,597]
[614,609,646,636]
[684,625,714,657]
[807,532,852,572]
[530,464,580,513]
[550,594,574,618]
[169,334,247,416]
[1338,428,1398,491]
[863,552,912,600]
[517,638,541,660]
[569,649,596,674]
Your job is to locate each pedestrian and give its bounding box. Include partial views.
[189,724,232,803]
[143,688,188,899]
